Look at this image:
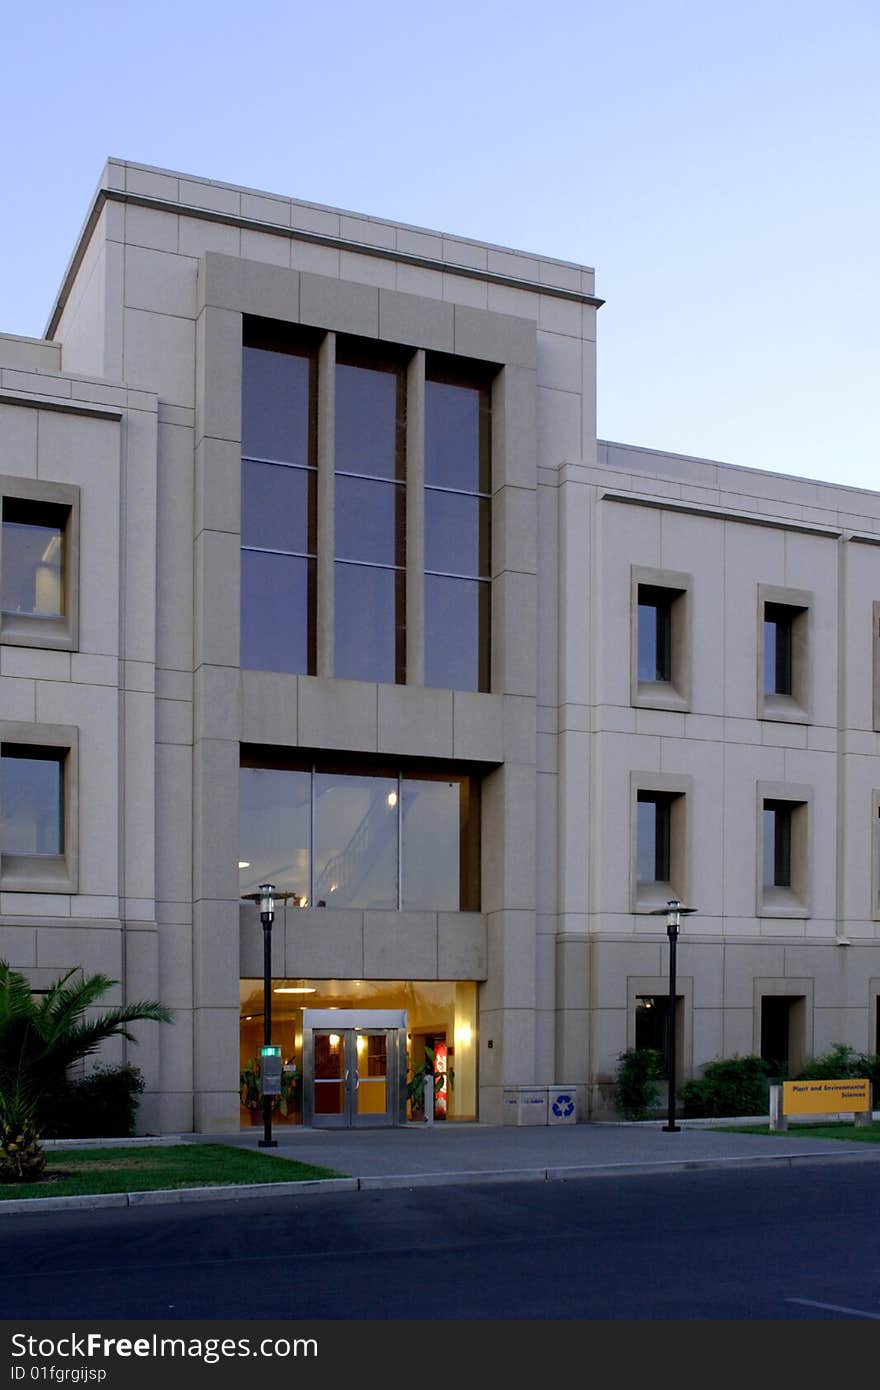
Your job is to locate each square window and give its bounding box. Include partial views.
[630,568,690,711]
[0,748,64,855]
[631,774,690,910]
[757,585,810,722]
[0,479,79,651]
[757,783,810,916]
[0,723,77,893]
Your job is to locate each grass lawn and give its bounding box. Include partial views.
[0,1143,346,1201]
[714,1121,880,1143]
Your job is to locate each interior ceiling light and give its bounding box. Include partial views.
[273,987,317,994]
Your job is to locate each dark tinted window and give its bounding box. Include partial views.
[424,575,489,692]
[764,604,793,695]
[637,793,671,882]
[240,552,315,674]
[0,748,63,855]
[335,475,403,566]
[763,802,792,887]
[335,563,404,684]
[335,363,403,480]
[425,492,490,578]
[425,379,489,492]
[241,347,311,464]
[241,339,317,675]
[241,460,315,555]
[1,499,66,619]
[638,586,672,683]
[424,368,491,691]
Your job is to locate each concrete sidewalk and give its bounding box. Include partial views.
[6,1118,878,1215]
[192,1116,880,1186]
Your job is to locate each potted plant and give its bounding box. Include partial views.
[407,1045,454,1121]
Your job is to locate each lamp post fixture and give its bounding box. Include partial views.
[649,898,696,1132]
[257,883,277,1148]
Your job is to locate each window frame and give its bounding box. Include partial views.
[756,781,811,917]
[757,583,811,723]
[630,771,691,911]
[630,566,691,712]
[0,721,78,893]
[0,476,79,652]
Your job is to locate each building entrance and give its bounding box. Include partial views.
[301,1009,407,1127]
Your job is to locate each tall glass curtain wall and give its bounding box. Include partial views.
[240,766,479,911]
[240,330,491,690]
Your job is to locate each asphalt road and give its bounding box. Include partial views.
[3,1159,880,1321]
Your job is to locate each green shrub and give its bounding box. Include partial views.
[614,1048,664,1120]
[679,1055,774,1118]
[42,1064,145,1139]
[796,1044,880,1105]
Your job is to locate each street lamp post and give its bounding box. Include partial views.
[258,883,277,1148]
[649,898,696,1132]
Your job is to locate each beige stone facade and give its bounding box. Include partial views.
[1,159,878,1131]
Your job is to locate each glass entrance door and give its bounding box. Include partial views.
[311,1028,395,1127]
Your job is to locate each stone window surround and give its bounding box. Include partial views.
[0,475,80,652]
[194,251,537,696]
[630,565,691,713]
[626,973,693,1079]
[629,770,692,913]
[757,582,812,724]
[756,780,811,918]
[752,978,813,1076]
[0,720,79,894]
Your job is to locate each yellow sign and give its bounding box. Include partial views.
[782,1078,870,1115]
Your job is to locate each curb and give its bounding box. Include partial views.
[4,1144,880,1214]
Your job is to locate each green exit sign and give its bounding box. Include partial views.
[261,1045,282,1057]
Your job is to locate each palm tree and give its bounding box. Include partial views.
[0,961,172,1182]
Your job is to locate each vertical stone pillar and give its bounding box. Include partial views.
[191,292,246,1132]
[478,361,539,1121]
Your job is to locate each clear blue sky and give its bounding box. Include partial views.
[2,0,877,488]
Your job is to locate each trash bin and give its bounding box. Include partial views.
[547,1085,578,1124]
[502,1086,549,1125]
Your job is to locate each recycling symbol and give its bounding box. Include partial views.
[552,1093,574,1118]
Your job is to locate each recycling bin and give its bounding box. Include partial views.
[502,1086,548,1125]
[547,1085,578,1124]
